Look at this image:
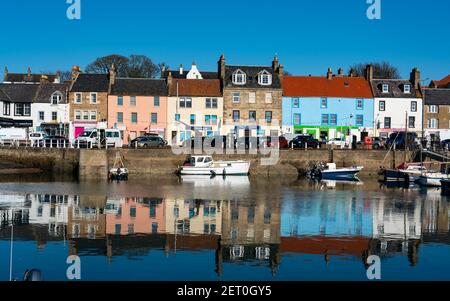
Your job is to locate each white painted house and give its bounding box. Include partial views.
[32,82,70,136]
[371,68,423,138]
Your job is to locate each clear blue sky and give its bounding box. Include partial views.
[0,0,449,82]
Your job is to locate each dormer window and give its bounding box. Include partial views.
[258,70,272,86]
[382,84,389,93]
[51,92,62,105]
[404,84,411,93]
[232,70,246,85]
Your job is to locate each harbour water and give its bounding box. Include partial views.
[0,176,449,281]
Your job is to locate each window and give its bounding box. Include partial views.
[411,101,417,112]
[211,115,217,125]
[330,114,337,125]
[249,93,256,104]
[293,98,299,108]
[38,111,45,121]
[382,84,389,93]
[384,117,391,129]
[52,112,57,121]
[90,111,97,121]
[258,71,272,85]
[428,118,438,129]
[232,70,246,85]
[233,110,240,122]
[151,113,157,124]
[408,116,415,128]
[205,98,218,109]
[356,115,364,126]
[205,115,211,125]
[211,98,218,108]
[152,223,158,234]
[75,110,81,121]
[117,112,123,123]
[379,101,385,111]
[429,105,438,113]
[293,113,301,125]
[404,84,411,93]
[356,99,364,110]
[205,98,211,108]
[265,111,272,123]
[154,96,160,107]
[232,92,241,103]
[115,224,121,235]
[52,92,62,105]
[180,97,192,108]
[75,93,82,104]
[130,96,136,106]
[117,96,123,106]
[3,102,10,115]
[83,111,89,120]
[249,111,257,121]
[14,103,31,116]
[131,112,138,124]
[321,114,329,125]
[24,103,30,116]
[90,93,97,104]
[175,114,180,121]
[190,114,196,125]
[265,93,272,103]
[320,97,327,108]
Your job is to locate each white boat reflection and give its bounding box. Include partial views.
[320,179,364,188]
[180,175,250,188]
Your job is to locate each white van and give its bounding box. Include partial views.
[75,129,123,148]
[0,128,27,140]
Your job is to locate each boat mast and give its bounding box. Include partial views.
[404,111,408,164]
[9,209,14,281]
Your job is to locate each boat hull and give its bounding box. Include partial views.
[179,161,250,176]
[321,168,362,180]
[415,174,450,187]
[381,169,410,183]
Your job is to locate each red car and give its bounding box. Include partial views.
[266,136,289,148]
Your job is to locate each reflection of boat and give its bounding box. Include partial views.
[415,172,450,187]
[321,179,364,188]
[180,175,250,187]
[309,163,363,180]
[178,156,250,176]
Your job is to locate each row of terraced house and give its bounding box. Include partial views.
[1,55,449,145]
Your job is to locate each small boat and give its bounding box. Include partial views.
[178,156,250,176]
[308,162,363,180]
[379,164,426,184]
[109,153,129,181]
[415,172,450,187]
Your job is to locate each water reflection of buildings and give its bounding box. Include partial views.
[1,189,449,275]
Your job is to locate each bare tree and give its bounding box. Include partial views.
[85,54,130,76]
[348,61,401,79]
[127,55,159,78]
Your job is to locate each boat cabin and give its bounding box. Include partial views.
[185,156,214,167]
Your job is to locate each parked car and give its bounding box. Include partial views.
[29,132,47,146]
[327,137,347,148]
[130,136,167,148]
[75,129,123,148]
[42,135,69,148]
[289,134,321,149]
[372,137,386,150]
[441,139,450,150]
[385,132,419,150]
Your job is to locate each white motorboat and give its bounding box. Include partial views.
[415,172,450,187]
[178,156,250,176]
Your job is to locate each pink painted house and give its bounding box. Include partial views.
[106,198,166,235]
[108,78,168,144]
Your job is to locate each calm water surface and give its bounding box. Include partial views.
[0,175,449,281]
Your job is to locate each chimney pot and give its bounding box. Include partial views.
[327,68,333,80]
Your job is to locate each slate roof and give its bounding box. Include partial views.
[371,79,422,98]
[70,73,109,92]
[430,75,450,88]
[162,70,219,79]
[0,83,39,103]
[168,79,222,97]
[423,89,450,105]
[110,78,168,96]
[34,83,69,104]
[283,76,373,98]
[224,65,281,89]
[4,73,56,83]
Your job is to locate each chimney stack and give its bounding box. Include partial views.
[349,68,356,77]
[327,68,333,80]
[365,64,374,81]
[218,54,225,82]
[109,64,117,86]
[410,67,421,90]
[40,75,49,83]
[3,66,8,81]
[272,54,279,71]
[278,64,284,85]
[55,71,61,83]
[337,68,344,76]
[179,64,183,75]
[71,66,80,82]
[167,71,173,88]
[27,67,31,78]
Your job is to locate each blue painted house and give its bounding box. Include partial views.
[282,69,374,142]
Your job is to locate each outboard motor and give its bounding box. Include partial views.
[23,269,42,281]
